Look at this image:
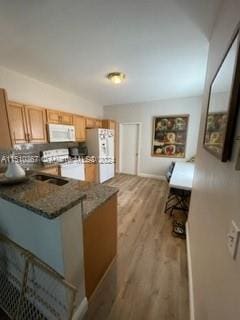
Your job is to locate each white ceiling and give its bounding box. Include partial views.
[0,0,223,106]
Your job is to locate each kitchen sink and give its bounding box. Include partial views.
[33,174,51,181]
[47,178,68,186]
[32,174,69,186]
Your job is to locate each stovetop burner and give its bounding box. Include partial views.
[40,148,69,164]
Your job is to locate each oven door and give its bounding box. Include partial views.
[48,124,76,142]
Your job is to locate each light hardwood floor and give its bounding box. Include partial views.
[85,174,189,320]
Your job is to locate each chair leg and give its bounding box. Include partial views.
[165,189,191,215]
[165,192,180,214]
[173,191,191,212]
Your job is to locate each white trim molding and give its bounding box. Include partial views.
[186,222,195,320]
[72,297,88,320]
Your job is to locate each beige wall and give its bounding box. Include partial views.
[188,1,240,319]
[0,65,103,118]
[104,96,202,177]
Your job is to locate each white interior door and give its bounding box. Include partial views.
[120,123,140,175]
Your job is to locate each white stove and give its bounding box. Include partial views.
[41,148,69,164]
[41,149,85,181]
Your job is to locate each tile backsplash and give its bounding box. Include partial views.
[0,142,79,170]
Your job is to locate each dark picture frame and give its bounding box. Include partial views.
[203,27,240,162]
[151,114,189,158]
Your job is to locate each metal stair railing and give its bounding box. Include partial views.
[0,234,77,320]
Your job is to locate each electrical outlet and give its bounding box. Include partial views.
[227,220,240,259]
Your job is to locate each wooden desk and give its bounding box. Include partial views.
[169,162,195,191]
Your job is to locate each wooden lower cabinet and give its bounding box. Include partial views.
[83,194,117,298]
[39,166,59,176]
[84,163,97,182]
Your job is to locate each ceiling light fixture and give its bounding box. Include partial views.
[106,72,126,84]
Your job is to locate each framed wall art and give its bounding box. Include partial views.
[203,27,240,161]
[152,115,189,158]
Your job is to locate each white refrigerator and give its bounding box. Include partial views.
[86,128,115,183]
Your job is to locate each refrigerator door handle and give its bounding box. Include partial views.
[106,138,109,157]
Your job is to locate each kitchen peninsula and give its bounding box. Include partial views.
[0,171,118,317]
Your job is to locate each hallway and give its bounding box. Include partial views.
[85,174,189,320]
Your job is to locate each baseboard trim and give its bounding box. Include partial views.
[186,222,195,320]
[72,297,88,320]
[138,173,166,180]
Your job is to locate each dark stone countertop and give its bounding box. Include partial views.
[0,157,97,173]
[0,172,118,220]
[80,182,118,218]
[0,162,59,173]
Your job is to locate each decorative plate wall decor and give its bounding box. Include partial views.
[203,28,240,161]
[152,115,189,158]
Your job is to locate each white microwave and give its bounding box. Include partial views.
[47,124,76,142]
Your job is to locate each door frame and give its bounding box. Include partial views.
[119,122,142,175]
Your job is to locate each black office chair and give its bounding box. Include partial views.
[166,161,175,182]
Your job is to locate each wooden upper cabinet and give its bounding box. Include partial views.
[0,89,13,149]
[46,109,60,124]
[46,109,73,125]
[85,117,96,129]
[95,119,102,128]
[60,112,73,125]
[102,119,116,130]
[25,105,47,143]
[0,88,109,149]
[8,102,47,144]
[8,102,28,144]
[109,120,116,130]
[73,115,86,141]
